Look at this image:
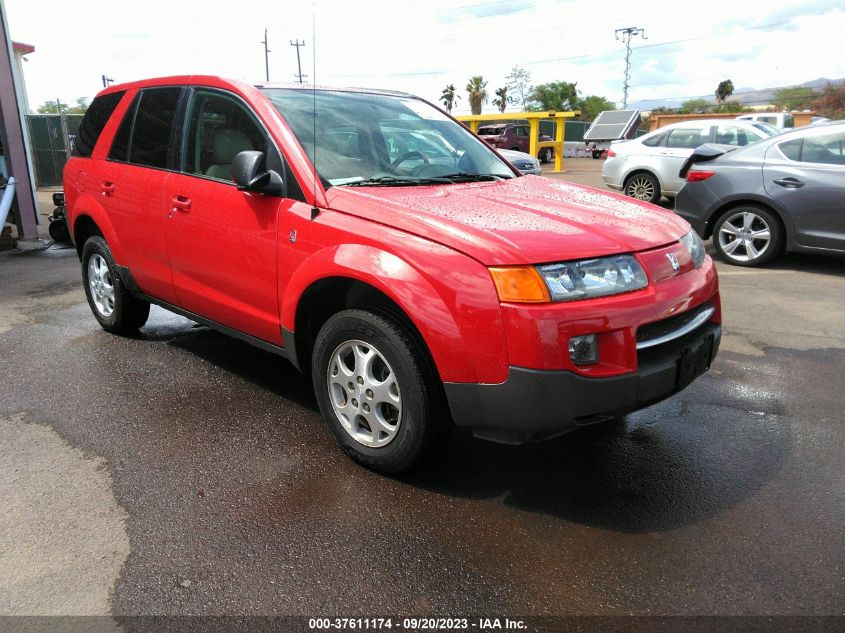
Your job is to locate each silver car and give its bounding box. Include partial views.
[675,122,845,267]
[497,149,542,175]
[602,119,779,203]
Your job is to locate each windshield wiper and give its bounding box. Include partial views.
[436,172,511,182]
[341,175,452,187]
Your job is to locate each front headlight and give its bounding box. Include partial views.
[679,229,706,269]
[536,254,648,302]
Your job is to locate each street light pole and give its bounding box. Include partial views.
[615,26,646,108]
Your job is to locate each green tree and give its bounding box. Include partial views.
[505,66,532,110]
[713,100,748,113]
[814,81,845,119]
[493,86,508,113]
[677,98,711,114]
[36,99,69,114]
[440,84,459,113]
[577,95,616,120]
[465,76,488,115]
[772,86,818,110]
[715,79,734,104]
[66,97,89,115]
[527,81,579,111]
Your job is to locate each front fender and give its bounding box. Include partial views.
[281,242,508,384]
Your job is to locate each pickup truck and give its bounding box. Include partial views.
[63,76,721,473]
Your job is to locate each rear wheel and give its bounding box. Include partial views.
[312,309,445,473]
[541,148,554,163]
[624,172,661,204]
[712,205,783,267]
[81,236,150,333]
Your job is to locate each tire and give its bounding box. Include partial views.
[712,205,783,267]
[541,149,554,164]
[48,219,71,243]
[623,172,661,204]
[592,150,602,160]
[81,236,150,334]
[312,309,446,473]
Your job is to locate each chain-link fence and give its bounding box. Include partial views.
[25,114,83,188]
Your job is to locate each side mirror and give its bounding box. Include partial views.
[232,150,286,197]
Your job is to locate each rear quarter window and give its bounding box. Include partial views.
[72,91,126,157]
[128,87,183,169]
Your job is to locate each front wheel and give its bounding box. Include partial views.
[312,309,445,473]
[81,236,150,334]
[712,205,783,267]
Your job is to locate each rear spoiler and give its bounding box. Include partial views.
[678,143,737,179]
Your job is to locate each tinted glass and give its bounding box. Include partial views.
[183,90,266,182]
[262,88,513,185]
[666,126,711,149]
[715,125,762,146]
[128,87,182,169]
[108,93,138,162]
[642,132,666,147]
[72,91,125,157]
[800,131,845,165]
[778,138,802,161]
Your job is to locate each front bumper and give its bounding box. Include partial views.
[444,322,720,444]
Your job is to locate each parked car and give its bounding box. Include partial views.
[735,112,795,130]
[602,119,779,203]
[63,76,721,473]
[477,123,555,163]
[498,148,542,175]
[675,122,845,266]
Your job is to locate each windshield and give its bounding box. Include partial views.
[751,122,781,136]
[261,88,514,186]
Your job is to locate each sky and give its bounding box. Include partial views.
[6,0,845,114]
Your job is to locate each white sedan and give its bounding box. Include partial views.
[602,119,779,203]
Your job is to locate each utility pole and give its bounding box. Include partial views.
[615,26,646,108]
[261,28,270,82]
[290,39,306,84]
[101,75,114,88]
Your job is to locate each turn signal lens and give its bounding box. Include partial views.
[607,149,616,157]
[489,267,551,303]
[686,170,715,182]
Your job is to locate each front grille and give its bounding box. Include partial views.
[514,161,534,170]
[636,303,714,350]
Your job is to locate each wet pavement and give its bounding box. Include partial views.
[0,236,843,619]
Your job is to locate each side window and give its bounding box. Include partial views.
[666,126,710,149]
[641,131,667,147]
[183,90,267,182]
[715,125,762,146]
[759,116,777,125]
[800,131,845,165]
[108,93,139,162]
[778,138,802,161]
[73,91,126,157]
[515,126,529,137]
[128,87,182,169]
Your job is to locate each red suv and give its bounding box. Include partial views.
[477,123,554,163]
[64,76,721,473]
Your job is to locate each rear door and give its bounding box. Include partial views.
[658,123,713,195]
[764,128,845,250]
[164,87,285,344]
[99,86,183,304]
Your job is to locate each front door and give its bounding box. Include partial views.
[165,88,283,344]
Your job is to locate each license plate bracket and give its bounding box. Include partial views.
[676,333,715,388]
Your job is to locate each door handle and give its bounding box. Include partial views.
[772,177,804,189]
[100,181,115,195]
[171,195,192,212]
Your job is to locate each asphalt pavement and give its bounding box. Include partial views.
[1,165,843,626]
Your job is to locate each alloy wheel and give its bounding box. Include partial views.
[718,211,772,263]
[626,176,655,201]
[87,254,115,317]
[327,340,402,448]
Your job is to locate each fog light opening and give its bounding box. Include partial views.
[569,334,599,366]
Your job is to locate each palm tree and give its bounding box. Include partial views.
[466,76,488,115]
[440,84,459,113]
[716,79,735,104]
[493,86,508,113]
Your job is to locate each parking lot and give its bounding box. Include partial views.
[1,162,843,622]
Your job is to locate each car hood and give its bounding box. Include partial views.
[325,176,689,265]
